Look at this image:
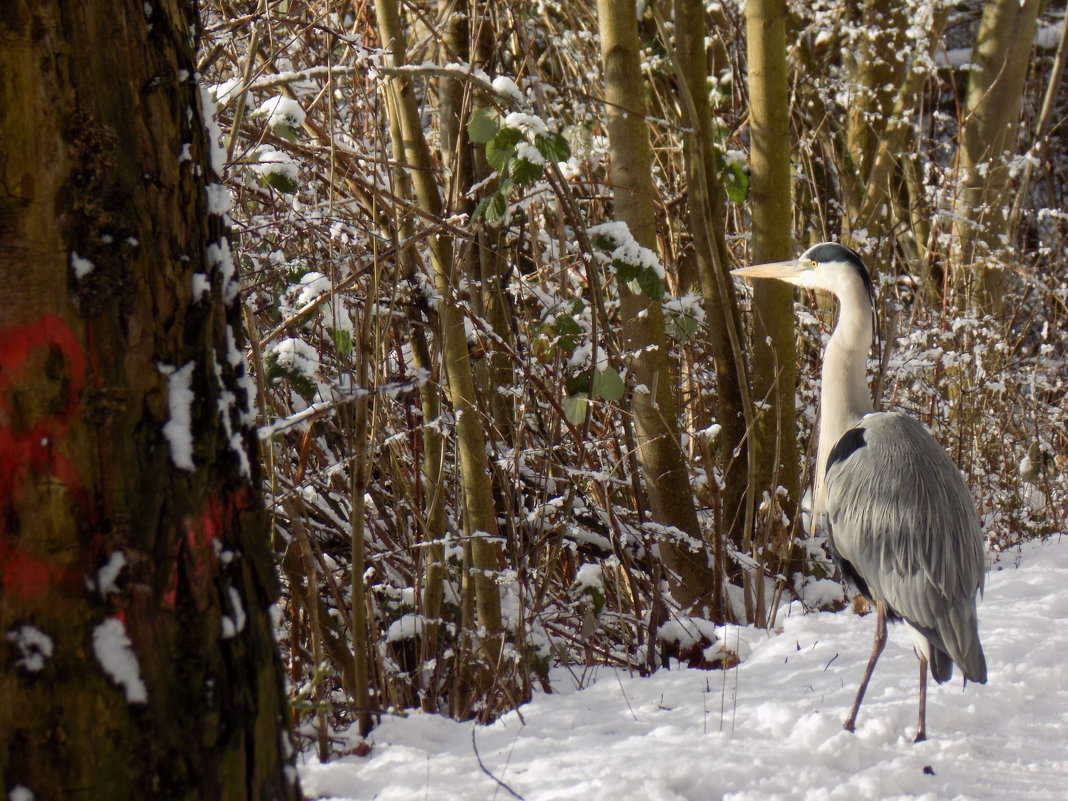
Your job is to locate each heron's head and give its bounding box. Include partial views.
[731,242,874,301]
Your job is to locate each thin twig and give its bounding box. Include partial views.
[470,728,525,801]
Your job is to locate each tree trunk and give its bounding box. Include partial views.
[673,0,751,620]
[840,0,910,233]
[378,83,448,695]
[595,0,715,616]
[954,0,1041,314]
[745,0,799,622]
[851,6,949,265]
[0,2,298,798]
[348,310,375,736]
[374,0,504,657]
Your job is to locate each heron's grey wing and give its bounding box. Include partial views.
[824,412,987,682]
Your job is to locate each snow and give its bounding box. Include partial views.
[209,77,243,107]
[6,625,53,672]
[205,182,233,215]
[800,576,846,609]
[1036,21,1063,50]
[491,75,524,103]
[97,550,126,596]
[300,538,1068,801]
[221,586,247,639]
[250,147,299,186]
[269,337,320,383]
[503,111,549,138]
[199,84,227,175]
[698,423,722,441]
[256,95,306,129]
[588,221,666,277]
[573,562,603,592]
[515,141,547,166]
[386,613,425,643]
[92,618,148,704]
[191,272,209,301]
[296,271,331,307]
[206,237,238,305]
[160,361,196,471]
[70,251,94,279]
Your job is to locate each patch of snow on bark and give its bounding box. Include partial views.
[160,361,196,471]
[6,625,53,673]
[92,617,148,704]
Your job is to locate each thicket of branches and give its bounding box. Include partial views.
[197,0,1068,749]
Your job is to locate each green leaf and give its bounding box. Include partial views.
[265,355,316,403]
[259,170,299,194]
[509,157,543,186]
[473,191,509,226]
[472,195,492,222]
[494,127,524,148]
[709,120,729,147]
[635,268,665,300]
[485,191,508,226]
[563,394,589,426]
[333,328,353,356]
[592,234,617,253]
[566,373,591,396]
[535,132,570,163]
[485,127,523,172]
[613,259,641,283]
[485,143,513,173]
[554,313,581,337]
[724,160,749,203]
[667,310,700,341]
[467,106,500,143]
[553,312,581,351]
[582,585,606,616]
[592,367,625,402]
[273,123,302,142]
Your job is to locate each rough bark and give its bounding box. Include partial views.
[954,0,1041,314]
[596,0,715,616]
[745,0,799,620]
[841,0,911,233]
[0,1,298,798]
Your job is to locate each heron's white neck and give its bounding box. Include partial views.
[814,279,875,516]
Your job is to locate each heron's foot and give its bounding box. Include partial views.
[843,718,856,733]
[914,728,927,743]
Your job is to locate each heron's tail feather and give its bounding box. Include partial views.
[929,646,954,683]
[938,602,987,684]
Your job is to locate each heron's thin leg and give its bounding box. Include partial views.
[843,600,887,733]
[915,656,928,743]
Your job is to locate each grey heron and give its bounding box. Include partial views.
[732,242,987,742]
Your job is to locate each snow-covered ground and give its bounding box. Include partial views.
[301,538,1068,801]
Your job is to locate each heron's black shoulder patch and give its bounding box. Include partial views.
[826,427,866,474]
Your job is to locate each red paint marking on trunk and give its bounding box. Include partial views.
[160,491,245,610]
[0,314,96,602]
[0,313,86,421]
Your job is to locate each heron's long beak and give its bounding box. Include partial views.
[730,260,800,281]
